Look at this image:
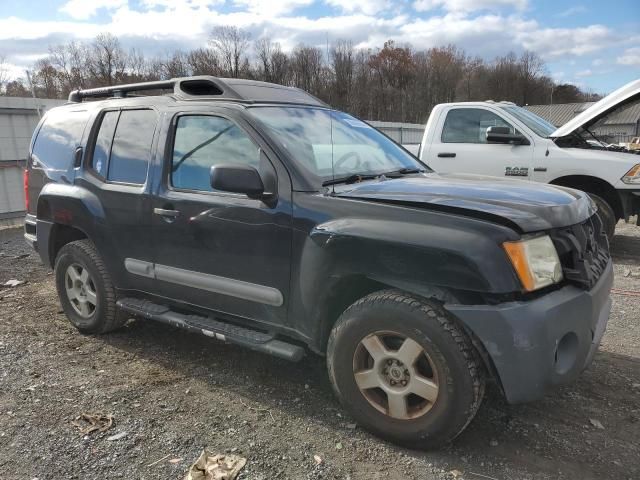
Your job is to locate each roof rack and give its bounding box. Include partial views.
[67,76,240,103]
[67,75,327,107]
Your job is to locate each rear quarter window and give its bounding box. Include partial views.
[31,109,90,170]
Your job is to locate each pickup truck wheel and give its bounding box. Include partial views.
[54,240,127,334]
[327,290,485,449]
[588,194,616,240]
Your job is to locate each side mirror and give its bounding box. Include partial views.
[486,126,529,145]
[210,164,265,198]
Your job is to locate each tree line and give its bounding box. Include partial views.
[0,28,599,123]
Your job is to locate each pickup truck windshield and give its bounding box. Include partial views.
[249,106,427,181]
[499,105,556,138]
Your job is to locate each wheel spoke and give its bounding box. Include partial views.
[79,268,89,285]
[410,375,439,402]
[354,369,381,390]
[66,266,81,283]
[360,334,388,362]
[396,337,424,366]
[78,299,90,316]
[85,289,97,306]
[387,392,408,419]
[66,287,79,302]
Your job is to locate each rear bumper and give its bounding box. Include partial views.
[446,260,613,404]
[24,214,38,251]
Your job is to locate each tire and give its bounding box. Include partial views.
[54,239,127,334]
[588,194,616,241]
[327,290,485,449]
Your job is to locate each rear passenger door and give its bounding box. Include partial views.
[75,108,159,292]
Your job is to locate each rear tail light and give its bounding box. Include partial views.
[23,169,29,212]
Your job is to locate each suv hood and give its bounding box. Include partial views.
[550,78,640,138]
[336,173,595,232]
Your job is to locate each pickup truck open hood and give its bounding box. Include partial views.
[550,78,640,138]
[336,173,595,232]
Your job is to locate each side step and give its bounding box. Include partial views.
[117,298,304,362]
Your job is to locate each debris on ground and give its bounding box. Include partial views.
[71,413,114,435]
[313,455,323,465]
[2,279,25,288]
[106,431,128,441]
[183,450,246,480]
[589,418,605,429]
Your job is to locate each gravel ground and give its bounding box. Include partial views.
[1,221,639,480]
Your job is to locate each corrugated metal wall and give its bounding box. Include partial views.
[368,120,425,144]
[0,97,65,226]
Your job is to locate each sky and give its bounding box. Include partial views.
[0,0,638,95]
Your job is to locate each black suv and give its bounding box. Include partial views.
[24,76,613,448]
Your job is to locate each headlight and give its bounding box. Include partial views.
[503,235,563,292]
[621,164,640,184]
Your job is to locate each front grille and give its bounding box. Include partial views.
[550,213,610,290]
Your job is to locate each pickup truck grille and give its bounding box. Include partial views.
[550,213,610,290]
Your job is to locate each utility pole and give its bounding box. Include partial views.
[25,70,41,118]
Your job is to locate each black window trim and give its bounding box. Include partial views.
[165,111,268,199]
[86,106,159,187]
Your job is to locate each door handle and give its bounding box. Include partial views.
[437,152,456,158]
[154,208,180,220]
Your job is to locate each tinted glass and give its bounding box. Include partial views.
[442,108,517,144]
[32,109,90,170]
[108,110,157,184]
[92,111,118,177]
[249,107,426,180]
[172,116,260,192]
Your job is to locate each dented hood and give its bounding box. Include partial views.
[550,78,640,138]
[336,173,595,232]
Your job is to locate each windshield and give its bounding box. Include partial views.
[249,106,427,181]
[499,105,557,138]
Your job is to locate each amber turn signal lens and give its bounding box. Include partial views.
[503,241,536,292]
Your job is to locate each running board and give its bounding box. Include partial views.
[116,298,304,362]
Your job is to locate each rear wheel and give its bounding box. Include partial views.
[327,290,485,449]
[55,239,127,334]
[588,194,616,241]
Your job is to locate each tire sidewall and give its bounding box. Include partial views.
[588,194,616,240]
[328,297,478,447]
[55,244,108,333]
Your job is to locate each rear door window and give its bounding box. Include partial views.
[90,109,157,185]
[32,109,90,170]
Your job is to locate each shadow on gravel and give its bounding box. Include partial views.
[610,232,640,265]
[95,315,639,480]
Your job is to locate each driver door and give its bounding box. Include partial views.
[149,110,293,328]
[429,107,534,180]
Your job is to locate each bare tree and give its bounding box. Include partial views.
[209,26,250,78]
[87,33,127,86]
[187,48,220,75]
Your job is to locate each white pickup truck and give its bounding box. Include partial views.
[408,79,640,238]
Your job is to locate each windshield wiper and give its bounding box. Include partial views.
[381,167,425,177]
[322,173,380,187]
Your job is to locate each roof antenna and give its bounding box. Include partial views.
[326,32,336,195]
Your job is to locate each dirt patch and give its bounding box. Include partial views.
[1,223,639,480]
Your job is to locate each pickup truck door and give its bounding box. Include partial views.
[147,109,293,329]
[425,106,534,180]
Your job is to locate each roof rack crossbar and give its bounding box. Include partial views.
[67,76,238,103]
[68,79,177,102]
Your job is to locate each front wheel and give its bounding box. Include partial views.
[326,290,485,449]
[588,194,616,241]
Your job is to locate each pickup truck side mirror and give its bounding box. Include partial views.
[486,126,530,145]
[210,164,265,199]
